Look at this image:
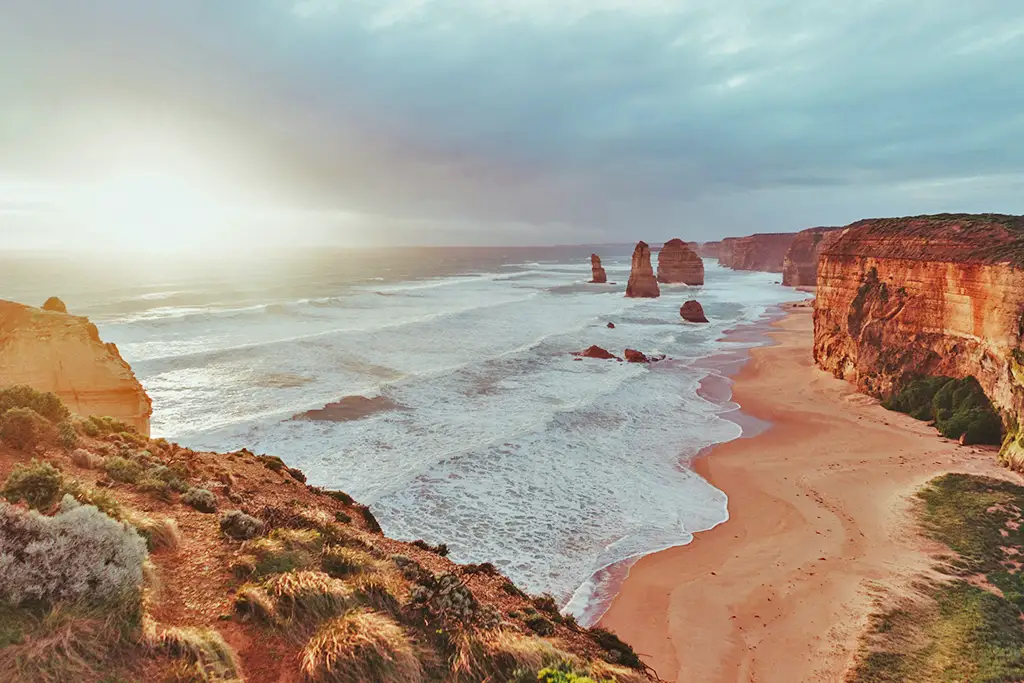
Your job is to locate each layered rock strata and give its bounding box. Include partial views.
[625,242,660,298]
[811,214,1024,465]
[657,239,704,285]
[781,227,841,287]
[0,299,152,434]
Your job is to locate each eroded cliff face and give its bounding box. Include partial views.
[656,238,704,285]
[697,241,722,259]
[782,227,841,287]
[0,299,152,434]
[719,233,797,272]
[811,214,1024,465]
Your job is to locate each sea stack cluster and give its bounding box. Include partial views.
[657,239,704,285]
[625,241,660,298]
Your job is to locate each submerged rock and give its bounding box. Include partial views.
[680,300,709,323]
[575,345,619,360]
[606,322,615,329]
[625,241,660,298]
[624,349,648,363]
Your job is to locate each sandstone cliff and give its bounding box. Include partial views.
[697,241,722,259]
[625,241,660,298]
[590,254,608,283]
[656,239,704,285]
[0,299,152,434]
[811,214,1024,465]
[782,227,841,287]
[719,233,798,272]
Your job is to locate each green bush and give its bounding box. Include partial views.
[0,385,69,423]
[0,408,52,451]
[2,459,64,510]
[883,376,1003,445]
[103,456,143,484]
[220,510,264,540]
[183,487,217,513]
[588,627,644,669]
[57,421,78,450]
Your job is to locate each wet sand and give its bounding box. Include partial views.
[600,303,1015,682]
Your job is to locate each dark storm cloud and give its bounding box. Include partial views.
[2,0,1023,244]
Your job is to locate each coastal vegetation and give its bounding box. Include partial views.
[850,474,1024,681]
[882,376,1003,446]
[0,385,653,682]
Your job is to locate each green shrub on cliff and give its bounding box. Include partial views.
[883,376,1002,445]
[0,385,69,423]
[0,408,52,451]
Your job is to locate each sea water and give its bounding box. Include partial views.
[0,245,805,624]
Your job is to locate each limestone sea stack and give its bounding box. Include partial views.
[0,298,153,435]
[590,254,608,283]
[625,241,660,298]
[680,300,709,323]
[781,227,842,287]
[42,296,68,313]
[657,238,704,285]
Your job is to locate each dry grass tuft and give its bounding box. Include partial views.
[152,625,243,682]
[350,570,404,616]
[241,528,324,577]
[265,571,352,627]
[301,608,422,683]
[234,584,276,624]
[321,546,380,579]
[448,629,564,682]
[123,511,182,552]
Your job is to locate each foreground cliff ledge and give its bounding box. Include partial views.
[0,298,153,435]
[811,213,1024,466]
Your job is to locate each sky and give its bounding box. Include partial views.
[2,0,1023,250]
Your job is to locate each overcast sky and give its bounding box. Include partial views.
[2,0,1023,248]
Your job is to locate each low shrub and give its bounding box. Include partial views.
[883,376,1003,445]
[408,573,480,626]
[588,627,644,670]
[2,459,64,510]
[411,539,450,556]
[359,505,383,534]
[220,510,264,540]
[183,487,217,513]
[452,630,562,683]
[71,448,103,469]
[0,495,147,606]
[300,608,422,683]
[124,513,181,552]
[463,562,500,576]
[104,456,143,484]
[0,407,52,451]
[137,477,171,500]
[524,613,555,636]
[0,385,69,423]
[57,420,78,450]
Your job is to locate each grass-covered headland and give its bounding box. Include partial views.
[850,473,1024,682]
[0,385,655,683]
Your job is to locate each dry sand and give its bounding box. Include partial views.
[600,303,1018,683]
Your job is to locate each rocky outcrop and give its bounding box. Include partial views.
[625,241,660,298]
[781,227,841,287]
[657,239,704,285]
[41,296,68,313]
[719,233,798,272]
[811,214,1024,465]
[624,349,648,363]
[680,300,709,323]
[0,299,152,434]
[589,254,608,283]
[576,345,619,360]
[292,395,405,422]
[606,322,615,329]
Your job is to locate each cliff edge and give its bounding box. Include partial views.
[719,233,797,272]
[781,226,841,287]
[0,299,152,435]
[811,213,1024,465]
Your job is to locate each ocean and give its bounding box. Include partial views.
[1,245,805,624]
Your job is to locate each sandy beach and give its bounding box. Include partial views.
[600,302,1018,682]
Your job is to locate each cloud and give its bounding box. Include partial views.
[1,0,1022,245]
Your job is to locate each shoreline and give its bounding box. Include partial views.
[599,303,1018,682]
[570,301,802,626]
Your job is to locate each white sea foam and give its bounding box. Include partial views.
[96,254,807,623]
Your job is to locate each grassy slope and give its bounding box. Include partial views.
[0,417,652,683]
[850,474,1024,682]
